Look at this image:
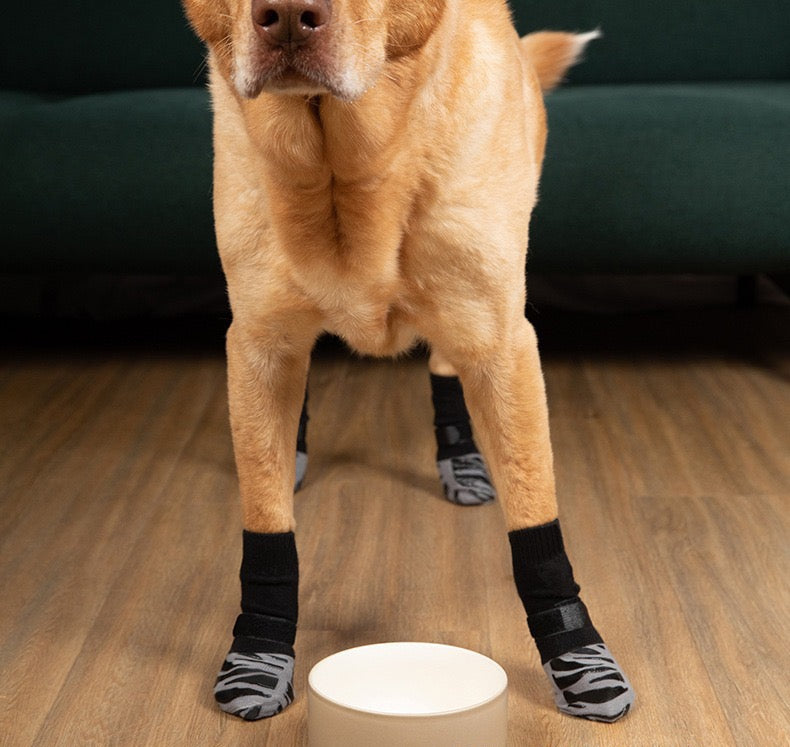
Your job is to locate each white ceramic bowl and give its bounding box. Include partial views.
[307,642,508,746]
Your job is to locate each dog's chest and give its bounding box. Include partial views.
[270,175,419,354]
[253,100,424,354]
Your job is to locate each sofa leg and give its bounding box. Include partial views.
[768,273,790,300]
[736,275,758,307]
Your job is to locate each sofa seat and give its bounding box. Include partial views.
[1,88,216,273]
[530,82,790,273]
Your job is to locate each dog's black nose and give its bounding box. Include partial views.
[252,0,330,49]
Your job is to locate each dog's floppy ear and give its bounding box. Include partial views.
[386,0,446,59]
[182,0,231,45]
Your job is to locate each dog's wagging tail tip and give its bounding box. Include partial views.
[520,29,601,92]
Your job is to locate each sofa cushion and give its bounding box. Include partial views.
[1,89,217,272]
[529,82,790,273]
[509,0,790,84]
[1,1,205,94]
[4,83,788,275]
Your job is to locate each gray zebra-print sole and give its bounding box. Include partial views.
[544,643,634,722]
[295,450,308,492]
[214,652,295,721]
[437,453,496,505]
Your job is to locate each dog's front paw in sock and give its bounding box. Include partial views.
[214,651,295,721]
[218,532,299,720]
[437,453,496,505]
[544,643,634,723]
[509,522,635,723]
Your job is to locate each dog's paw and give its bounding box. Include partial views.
[437,453,496,505]
[544,643,634,723]
[295,450,308,492]
[214,651,295,720]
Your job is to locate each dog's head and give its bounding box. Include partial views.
[184,0,446,101]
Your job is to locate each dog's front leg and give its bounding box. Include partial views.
[452,321,557,530]
[450,320,635,722]
[214,320,315,721]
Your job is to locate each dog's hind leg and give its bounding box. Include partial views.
[450,320,635,722]
[428,349,495,505]
[214,321,316,720]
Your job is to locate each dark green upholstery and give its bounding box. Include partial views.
[0,2,206,93]
[533,83,790,273]
[0,1,217,273]
[514,0,790,273]
[1,1,788,276]
[1,90,214,272]
[510,0,790,83]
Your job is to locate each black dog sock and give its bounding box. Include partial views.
[235,530,299,655]
[430,374,495,505]
[214,531,299,721]
[430,373,477,460]
[295,391,308,491]
[509,520,634,722]
[508,520,600,660]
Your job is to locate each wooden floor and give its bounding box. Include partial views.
[1,307,788,746]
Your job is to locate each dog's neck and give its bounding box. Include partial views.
[251,84,417,187]
[234,32,448,190]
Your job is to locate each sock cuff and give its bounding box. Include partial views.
[435,423,478,459]
[435,422,473,447]
[508,519,566,564]
[529,599,603,663]
[533,622,603,664]
[527,598,591,639]
[508,519,581,616]
[241,530,298,581]
[233,612,296,647]
[230,635,295,658]
[238,531,299,647]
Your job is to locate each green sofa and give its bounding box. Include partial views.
[1,2,215,274]
[2,1,788,280]
[513,0,790,274]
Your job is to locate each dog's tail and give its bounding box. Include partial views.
[520,30,601,92]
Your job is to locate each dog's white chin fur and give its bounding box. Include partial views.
[233,74,330,100]
[233,65,373,102]
[231,34,381,103]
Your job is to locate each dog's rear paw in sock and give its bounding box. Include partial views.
[437,452,496,505]
[430,373,496,506]
[545,643,634,722]
[214,651,295,720]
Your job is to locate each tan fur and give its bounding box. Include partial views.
[182,0,595,533]
[521,30,601,91]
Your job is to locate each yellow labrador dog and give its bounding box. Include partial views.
[183,0,634,724]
